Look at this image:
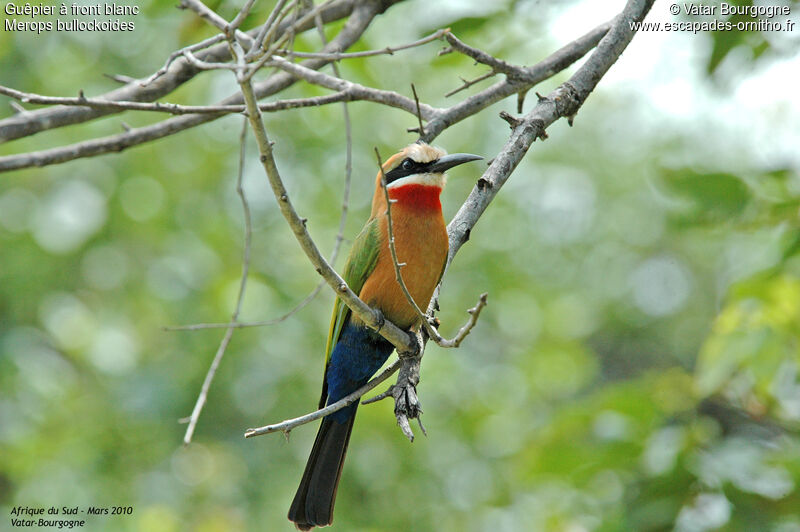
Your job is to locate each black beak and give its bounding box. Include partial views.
[427,153,483,173]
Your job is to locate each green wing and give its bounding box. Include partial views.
[317,217,381,408]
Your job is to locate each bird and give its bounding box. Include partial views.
[287,142,482,530]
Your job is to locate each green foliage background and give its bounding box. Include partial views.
[1,1,800,531]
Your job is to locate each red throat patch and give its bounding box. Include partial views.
[388,184,442,211]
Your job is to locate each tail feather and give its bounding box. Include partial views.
[288,406,357,530]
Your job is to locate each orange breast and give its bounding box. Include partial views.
[358,186,448,330]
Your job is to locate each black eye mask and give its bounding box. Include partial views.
[383,158,432,184]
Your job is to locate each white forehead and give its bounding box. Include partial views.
[405,143,446,164]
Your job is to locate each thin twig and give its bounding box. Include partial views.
[166,282,324,331]
[228,0,258,33]
[313,5,353,267]
[140,34,227,87]
[183,50,245,72]
[273,28,447,60]
[104,73,137,84]
[179,0,254,47]
[268,56,437,118]
[435,293,488,347]
[247,0,338,63]
[410,83,425,136]
[0,85,353,115]
[182,117,253,445]
[445,71,496,98]
[244,0,310,79]
[443,32,526,79]
[250,0,292,55]
[244,359,402,437]
[361,384,393,405]
[8,101,27,114]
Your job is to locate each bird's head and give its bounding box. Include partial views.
[371,142,482,215]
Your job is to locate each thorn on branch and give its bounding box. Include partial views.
[499,110,522,129]
[517,89,529,113]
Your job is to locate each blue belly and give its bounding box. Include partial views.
[325,321,395,423]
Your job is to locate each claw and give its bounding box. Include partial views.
[400,329,421,358]
[372,308,385,333]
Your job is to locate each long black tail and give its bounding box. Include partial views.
[288,406,357,530]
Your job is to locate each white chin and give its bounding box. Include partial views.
[387,172,446,189]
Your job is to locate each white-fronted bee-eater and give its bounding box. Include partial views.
[288,142,482,530]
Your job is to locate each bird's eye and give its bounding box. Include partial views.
[401,159,414,171]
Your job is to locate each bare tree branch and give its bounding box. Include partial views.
[0,0,388,172]
[139,34,227,87]
[0,0,363,143]
[0,85,354,116]
[0,14,608,172]
[444,71,496,98]
[181,117,253,445]
[250,0,293,54]
[442,32,526,79]
[273,28,447,59]
[244,359,402,438]
[420,19,613,142]
[268,55,437,117]
[178,0,254,46]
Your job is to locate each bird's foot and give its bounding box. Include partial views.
[393,360,423,442]
[393,336,424,442]
[371,308,385,333]
[399,329,422,359]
